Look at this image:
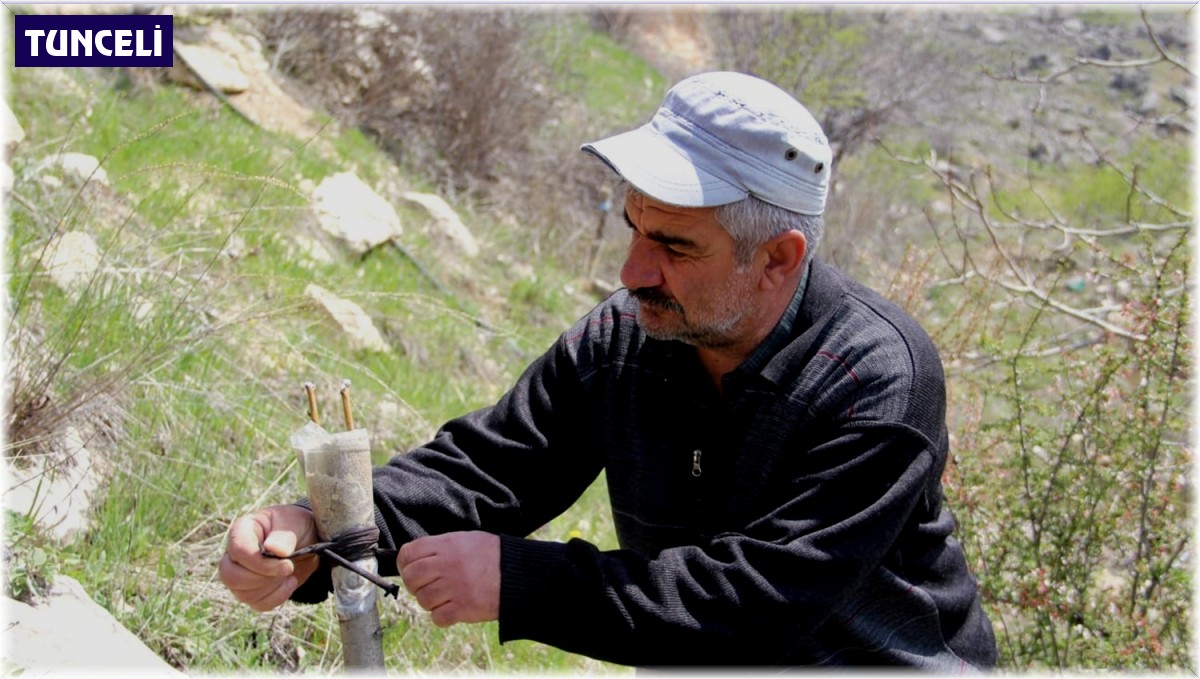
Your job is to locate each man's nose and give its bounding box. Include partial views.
[620,235,664,290]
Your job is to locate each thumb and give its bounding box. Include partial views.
[262,529,299,557]
[260,505,318,557]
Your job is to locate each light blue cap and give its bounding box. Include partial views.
[582,72,832,216]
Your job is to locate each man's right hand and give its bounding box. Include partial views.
[219,504,320,611]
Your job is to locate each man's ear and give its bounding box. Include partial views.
[758,231,807,291]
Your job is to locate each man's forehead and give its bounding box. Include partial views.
[624,191,733,254]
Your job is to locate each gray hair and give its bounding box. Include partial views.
[618,182,823,268]
[714,195,823,268]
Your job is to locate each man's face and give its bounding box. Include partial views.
[619,192,759,349]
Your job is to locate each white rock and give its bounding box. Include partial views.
[3,99,25,147]
[369,398,419,449]
[2,576,180,674]
[310,173,403,255]
[292,234,334,265]
[402,192,480,258]
[133,301,155,323]
[34,153,109,186]
[171,42,250,94]
[304,283,391,353]
[355,9,391,30]
[206,26,269,75]
[39,231,102,294]
[375,398,403,427]
[1093,567,1128,593]
[222,233,247,259]
[928,199,952,215]
[980,26,1008,44]
[3,426,100,544]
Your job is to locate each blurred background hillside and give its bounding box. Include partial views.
[3,4,1192,672]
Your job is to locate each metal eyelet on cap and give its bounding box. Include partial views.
[784,148,799,161]
[814,162,824,174]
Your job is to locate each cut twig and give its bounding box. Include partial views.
[291,423,384,669]
[303,382,320,425]
[340,379,354,431]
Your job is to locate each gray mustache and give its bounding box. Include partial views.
[630,287,684,314]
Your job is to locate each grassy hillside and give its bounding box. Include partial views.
[3,12,644,674]
[4,5,1192,673]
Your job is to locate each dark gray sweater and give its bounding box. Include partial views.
[293,258,998,670]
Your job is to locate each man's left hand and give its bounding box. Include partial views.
[397,531,500,627]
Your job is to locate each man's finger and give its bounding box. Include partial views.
[400,556,441,595]
[410,577,450,612]
[226,516,293,578]
[397,535,439,568]
[428,601,459,628]
[244,576,299,612]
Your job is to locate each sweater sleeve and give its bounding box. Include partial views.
[371,311,606,537]
[290,307,606,603]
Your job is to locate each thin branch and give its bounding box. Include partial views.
[1141,7,1194,76]
[986,62,1082,86]
[1128,231,1190,622]
[1074,55,1164,69]
[966,332,1108,371]
[1081,130,1191,220]
[8,190,45,224]
[990,220,1189,238]
[928,271,979,289]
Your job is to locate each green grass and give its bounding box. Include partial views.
[1075,7,1143,28]
[987,136,1192,226]
[5,37,629,673]
[7,7,1192,673]
[533,15,668,128]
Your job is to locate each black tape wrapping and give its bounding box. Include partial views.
[264,525,400,599]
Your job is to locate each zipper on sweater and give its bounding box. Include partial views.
[691,449,702,477]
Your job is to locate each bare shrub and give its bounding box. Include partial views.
[253,8,631,269]
[706,8,958,274]
[709,9,956,168]
[255,8,557,195]
[883,10,1192,669]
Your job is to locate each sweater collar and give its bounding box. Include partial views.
[727,258,849,389]
[723,260,811,389]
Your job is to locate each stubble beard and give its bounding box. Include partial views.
[631,269,756,349]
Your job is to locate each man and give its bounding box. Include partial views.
[220,71,998,669]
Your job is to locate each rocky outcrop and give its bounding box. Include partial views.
[33,153,109,187]
[3,426,102,545]
[171,23,320,139]
[37,231,103,296]
[170,42,250,94]
[304,283,391,353]
[402,192,480,258]
[310,172,404,255]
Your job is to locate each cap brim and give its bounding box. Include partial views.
[581,125,748,208]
